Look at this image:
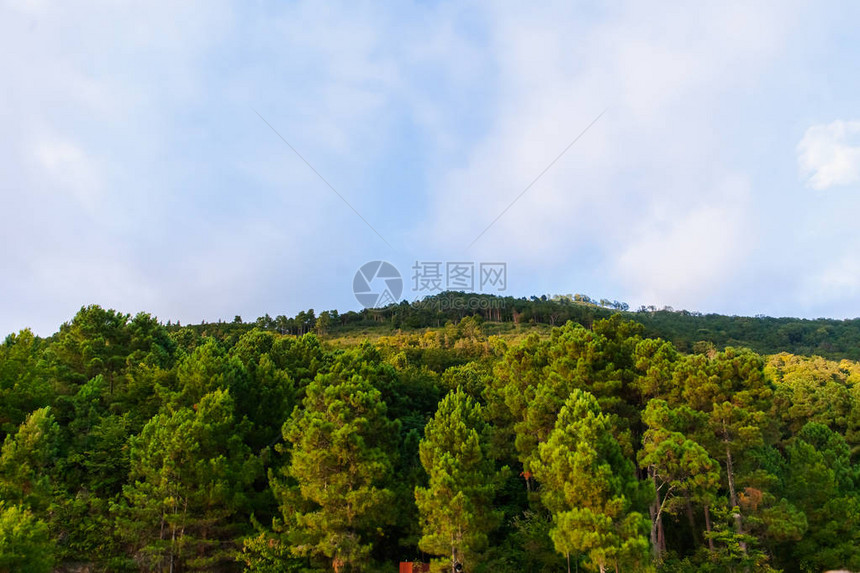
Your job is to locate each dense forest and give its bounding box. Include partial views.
[227,292,860,360]
[3,296,860,572]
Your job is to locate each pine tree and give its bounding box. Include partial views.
[0,502,54,573]
[786,422,860,570]
[415,388,504,572]
[274,372,398,572]
[0,329,52,440]
[0,406,59,511]
[638,399,720,561]
[117,389,260,571]
[533,389,649,573]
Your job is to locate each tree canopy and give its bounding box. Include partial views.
[1,303,860,572]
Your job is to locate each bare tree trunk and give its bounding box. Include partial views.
[649,497,660,559]
[685,496,700,546]
[451,530,457,573]
[658,512,666,555]
[169,497,177,573]
[704,504,715,552]
[170,521,176,573]
[725,441,747,552]
[649,469,662,560]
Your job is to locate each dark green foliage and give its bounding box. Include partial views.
[533,389,650,572]
[273,370,398,571]
[0,407,59,510]
[0,502,54,572]
[2,302,860,572]
[116,389,261,571]
[0,329,52,440]
[244,293,860,361]
[415,389,505,571]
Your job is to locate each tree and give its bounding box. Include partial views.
[274,372,398,572]
[703,503,778,572]
[117,389,260,571]
[240,528,304,573]
[228,330,296,449]
[638,399,720,561]
[766,353,858,448]
[784,423,860,570]
[50,306,175,392]
[633,338,679,403]
[706,401,766,550]
[0,502,53,573]
[675,349,773,551]
[489,320,643,474]
[0,329,52,440]
[532,389,649,573]
[415,389,504,572]
[171,339,245,406]
[315,311,333,336]
[61,375,133,496]
[0,406,59,511]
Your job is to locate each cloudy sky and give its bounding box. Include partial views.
[2,0,860,336]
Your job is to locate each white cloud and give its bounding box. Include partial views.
[797,120,860,190]
[5,0,860,332]
[31,135,104,211]
[613,177,753,310]
[799,254,860,306]
[419,1,800,306]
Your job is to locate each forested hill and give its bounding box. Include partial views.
[174,292,860,361]
[3,301,860,572]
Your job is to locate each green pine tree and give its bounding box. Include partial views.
[0,502,54,573]
[117,389,260,571]
[415,388,504,573]
[533,389,649,573]
[274,372,398,572]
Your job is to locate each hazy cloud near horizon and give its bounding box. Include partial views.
[798,120,860,191]
[2,0,860,336]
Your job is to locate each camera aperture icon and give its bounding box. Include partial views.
[353,261,403,308]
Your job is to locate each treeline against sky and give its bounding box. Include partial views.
[190,292,860,360]
[2,303,860,571]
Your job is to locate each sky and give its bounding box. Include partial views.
[2,0,860,336]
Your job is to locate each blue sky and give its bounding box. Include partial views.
[2,0,860,336]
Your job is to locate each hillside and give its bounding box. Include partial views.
[1,300,860,572]
[176,292,860,361]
